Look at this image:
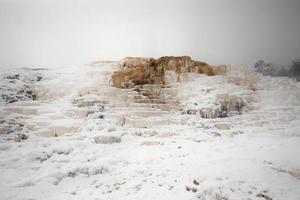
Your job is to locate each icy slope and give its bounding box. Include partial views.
[0,63,300,200]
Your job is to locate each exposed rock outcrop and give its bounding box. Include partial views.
[0,71,41,104]
[183,94,245,119]
[212,65,228,75]
[112,56,214,88]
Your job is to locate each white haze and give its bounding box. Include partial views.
[0,0,300,68]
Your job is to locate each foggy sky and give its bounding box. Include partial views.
[0,0,300,68]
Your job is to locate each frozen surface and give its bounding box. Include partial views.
[0,63,300,200]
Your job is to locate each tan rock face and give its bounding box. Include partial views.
[112,56,214,88]
[212,65,228,75]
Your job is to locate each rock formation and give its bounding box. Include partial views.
[183,94,245,119]
[211,65,228,75]
[112,56,214,88]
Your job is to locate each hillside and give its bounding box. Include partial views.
[0,59,300,200]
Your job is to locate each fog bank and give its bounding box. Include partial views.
[0,0,300,68]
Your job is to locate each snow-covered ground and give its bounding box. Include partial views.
[0,63,300,200]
